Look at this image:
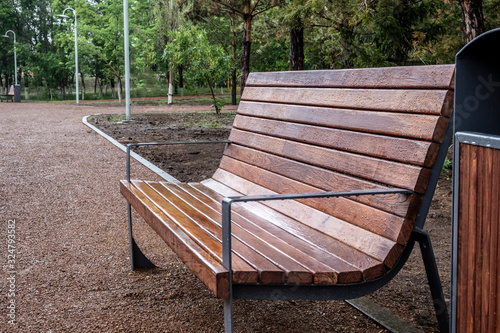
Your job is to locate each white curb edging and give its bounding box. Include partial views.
[83,115,179,183]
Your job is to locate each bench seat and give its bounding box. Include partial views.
[120,64,455,330]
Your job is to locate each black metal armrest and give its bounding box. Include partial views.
[220,188,413,279]
[126,140,231,182]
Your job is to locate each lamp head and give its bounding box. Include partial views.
[58,14,70,18]
[2,35,8,38]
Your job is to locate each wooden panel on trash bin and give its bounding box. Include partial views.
[457,142,500,333]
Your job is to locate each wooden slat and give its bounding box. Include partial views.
[237,101,450,142]
[245,65,455,89]
[211,169,403,268]
[218,156,412,245]
[136,180,282,285]
[228,129,431,193]
[150,182,315,285]
[198,179,386,281]
[120,180,230,298]
[457,144,500,333]
[242,87,453,116]
[131,180,260,284]
[233,115,438,166]
[162,182,354,284]
[223,144,421,219]
[175,183,364,284]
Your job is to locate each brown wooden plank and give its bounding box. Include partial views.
[237,101,450,142]
[494,149,500,333]
[150,182,314,285]
[137,180,283,285]
[120,180,230,298]
[173,182,364,284]
[218,156,411,244]
[130,180,261,286]
[228,129,431,193]
[162,183,345,285]
[210,169,402,268]
[242,86,453,116]
[198,179,386,281]
[245,65,455,89]
[223,144,422,219]
[457,143,470,333]
[493,149,500,332]
[233,115,437,167]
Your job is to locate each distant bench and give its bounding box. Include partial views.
[0,85,14,102]
[120,65,455,332]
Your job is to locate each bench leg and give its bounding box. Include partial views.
[414,228,449,332]
[127,203,156,270]
[224,297,234,333]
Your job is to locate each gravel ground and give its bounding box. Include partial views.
[0,101,450,332]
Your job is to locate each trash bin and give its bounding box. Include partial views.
[14,84,21,103]
[451,28,500,333]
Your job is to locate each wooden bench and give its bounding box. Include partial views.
[0,85,15,102]
[121,65,455,332]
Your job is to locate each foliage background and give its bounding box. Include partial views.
[0,0,498,101]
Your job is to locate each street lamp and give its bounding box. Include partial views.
[2,30,17,86]
[58,7,79,104]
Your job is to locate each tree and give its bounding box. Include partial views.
[165,24,231,113]
[458,0,484,43]
[210,0,282,93]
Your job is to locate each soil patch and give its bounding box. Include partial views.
[91,112,453,332]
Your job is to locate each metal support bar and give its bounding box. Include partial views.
[413,227,449,332]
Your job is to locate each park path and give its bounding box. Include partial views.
[0,102,177,332]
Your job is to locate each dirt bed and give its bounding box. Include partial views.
[90,111,453,332]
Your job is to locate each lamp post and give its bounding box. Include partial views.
[2,30,17,86]
[58,8,79,104]
[124,0,131,120]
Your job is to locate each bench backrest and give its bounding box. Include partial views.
[210,65,454,270]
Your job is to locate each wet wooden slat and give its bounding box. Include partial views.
[130,180,260,285]
[223,144,421,219]
[233,115,438,167]
[228,129,431,193]
[150,182,314,284]
[210,169,403,268]
[242,86,453,116]
[237,101,450,142]
[198,179,386,282]
[218,156,411,244]
[245,65,455,89]
[120,180,230,298]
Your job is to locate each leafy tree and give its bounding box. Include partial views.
[165,24,231,113]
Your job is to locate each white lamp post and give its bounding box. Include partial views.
[59,8,79,104]
[124,0,131,120]
[2,30,17,86]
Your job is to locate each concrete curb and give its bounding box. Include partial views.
[82,115,179,183]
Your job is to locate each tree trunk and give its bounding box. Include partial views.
[110,79,116,99]
[459,0,484,44]
[80,73,85,101]
[240,2,252,95]
[117,75,122,103]
[289,24,304,71]
[231,16,237,105]
[178,65,184,97]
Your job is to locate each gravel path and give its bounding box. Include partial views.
[1,102,441,332]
